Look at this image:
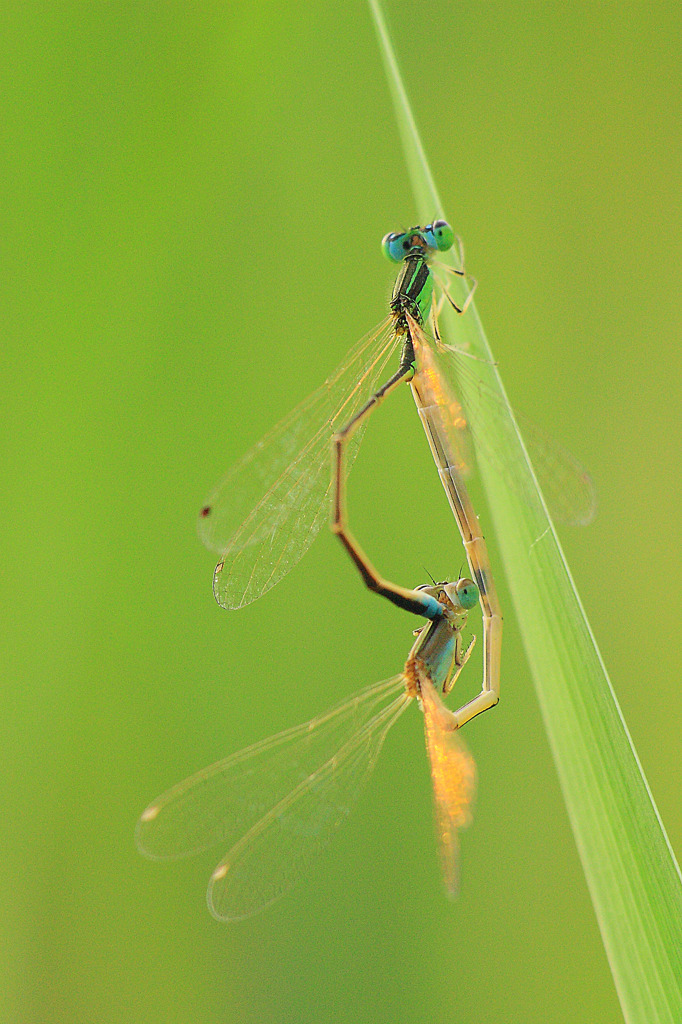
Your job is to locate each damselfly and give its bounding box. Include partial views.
[199,222,594,611]
[137,417,484,919]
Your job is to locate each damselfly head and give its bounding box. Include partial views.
[381,220,454,264]
[417,578,478,612]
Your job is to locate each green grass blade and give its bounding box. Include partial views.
[368,2,682,1021]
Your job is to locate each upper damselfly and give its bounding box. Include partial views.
[198,221,594,611]
[138,405,484,919]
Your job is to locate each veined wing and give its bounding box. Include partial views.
[409,316,597,527]
[136,676,410,920]
[420,676,476,898]
[199,320,399,609]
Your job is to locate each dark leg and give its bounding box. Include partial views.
[332,424,442,622]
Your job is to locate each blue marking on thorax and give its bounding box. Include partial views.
[425,631,456,692]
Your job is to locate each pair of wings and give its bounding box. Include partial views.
[136,674,476,920]
[198,313,596,609]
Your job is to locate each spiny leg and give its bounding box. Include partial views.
[433,270,478,317]
[443,633,476,696]
[432,234,478,316]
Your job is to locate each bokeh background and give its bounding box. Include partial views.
[3,3,680,1022]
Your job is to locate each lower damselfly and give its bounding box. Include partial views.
[137,417,483,919]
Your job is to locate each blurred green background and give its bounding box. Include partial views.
[2,3,680,1022]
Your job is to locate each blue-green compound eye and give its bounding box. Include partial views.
[424,219,455,252]
[381,231,410,263]
[455,580,479,610]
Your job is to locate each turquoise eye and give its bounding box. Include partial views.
[424,219,455,252]
[381,231,410,263]
[456,580,479,610]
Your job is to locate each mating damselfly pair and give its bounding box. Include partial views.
[137,220,593,920]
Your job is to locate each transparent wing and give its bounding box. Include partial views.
[136,676,410,920]
[420,677,476,898]
[198,320,399,608]
[411,317,597,527]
